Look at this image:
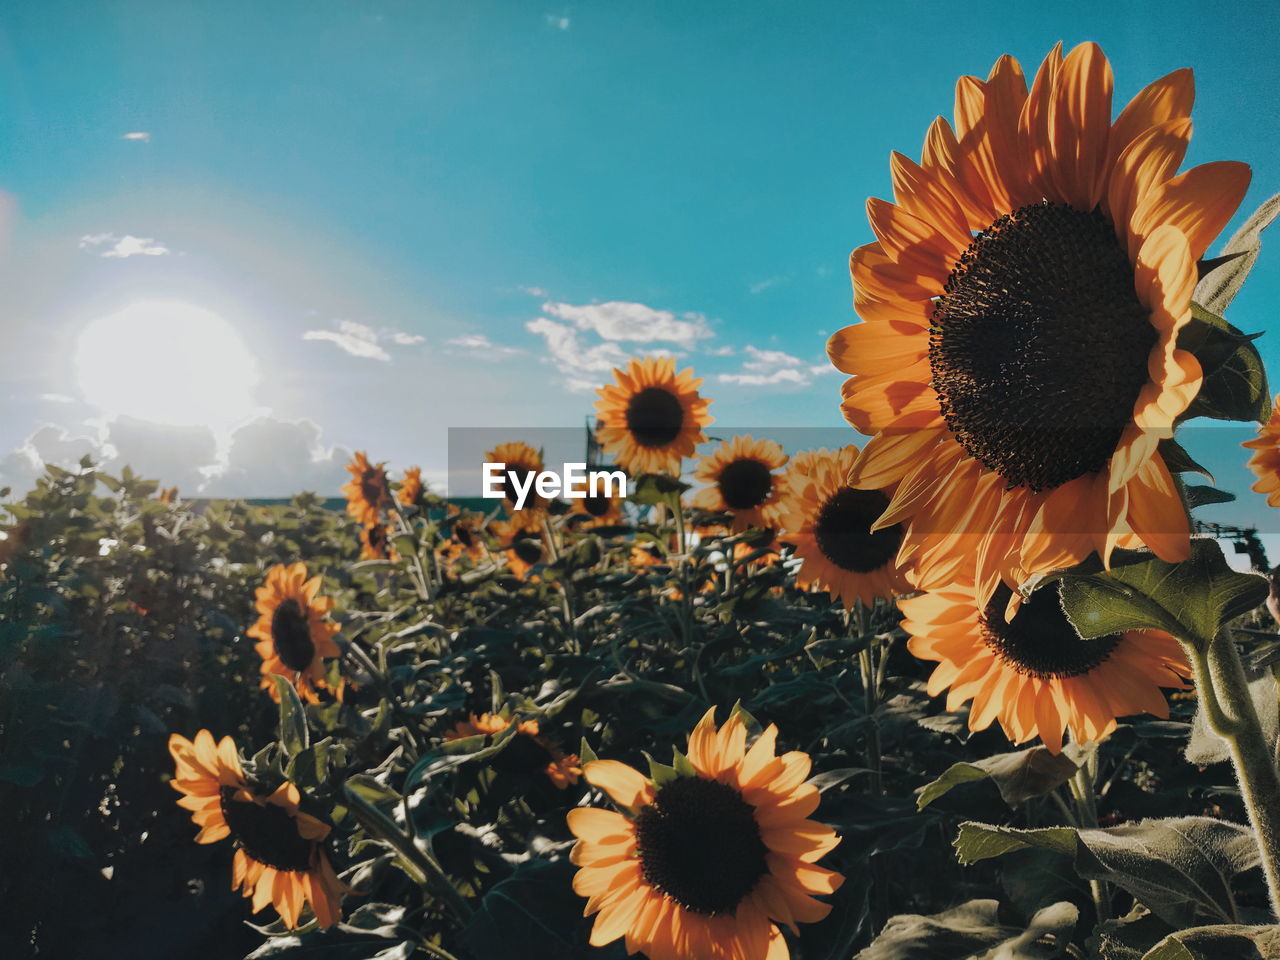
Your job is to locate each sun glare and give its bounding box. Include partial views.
[74,300,260,431]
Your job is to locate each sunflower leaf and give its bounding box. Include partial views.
[1142,923,1280,960]
[1195,193,1280,316]
[956,817,1260,928]
[917,747,1078,811]
[271,674,309,757]
[1184,485,1236,510]
[1056,539,1267,650]
[852,898,1078,960]
[1178,303,1271,424]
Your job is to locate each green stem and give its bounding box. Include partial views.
[854,603,883,796]
[1190,633,1280,920]
[1068,763,1109,921]
[343,784,473,923]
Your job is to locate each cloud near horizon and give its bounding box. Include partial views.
[303,320,424,361]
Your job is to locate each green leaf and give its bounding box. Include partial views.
[1178,302,1270,424]
[1142,924,1280,960]
[956,816,1260,928]
[630,473,689,510]
[1195,192,1280,316]
[1158,438,1213,481]
[918,746,1078,811]
[954,823,1078,864]
[1184,486,1236,510]
[271,674,309,757]
[1056,539,1267,651]
[853,898,1078,960]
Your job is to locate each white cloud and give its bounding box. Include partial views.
[302,320,424,361]
[519,285,550,298]
[0,417,356,499]
[121,131,151,142]
[446,334,523,359]
[719,346,820,388]
[78,233,170,258]
[748,275,789,295]
[704,345,736,357]
[38,393,75,404]
[545,13,571,30]
[542,300,712,346]
[526,317,632,392]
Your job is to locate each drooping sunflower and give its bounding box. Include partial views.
[779,446,910,607]
[828,43,1251,604]
[359,522,395,561]
[341,452,391,527]
[168,731,345,929]
[490,518,546,580]
[246,562,343,705]
[485,441,549,527]
[568,708,842,960]
[595,356,714,476]
[899,578,1190,753]
[446,713,582,789]
[1243,395,1280,507]
[692,436,790,533]
[438,508,488,572]
[398,466,425,507]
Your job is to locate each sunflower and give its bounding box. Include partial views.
[398,466,425,507]
[569,488,626,529]
[568,708,842,960]
[630,543,665,570]
[157,486,179,505]
[169,731,345,929]
[778,446,909,607]
[692,436,790,533]
[827,43,1251,605]
[341,452,391,527]
[359,523,395,561]
[446,713,582,789]
[491,519,546,580]
[1243,395,1280,507]
[485,441,549,528]
[595,356,713,476]
[246,563,343,705]
[900,577,1190,753]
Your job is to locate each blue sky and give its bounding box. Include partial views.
[1,0,1279,543]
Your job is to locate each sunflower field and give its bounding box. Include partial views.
[7,40,1280,960]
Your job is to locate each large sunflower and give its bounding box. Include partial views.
[691,436,790,533]
[246,563,343,705]
[900,578,1190,753]
[779,446,909,607]
[169,730,345,929]
[485,441,549,527]
[446,713,582,789]
[595,356,713,476]
[341,451,391,527]
[568,709,842,960]
[1244,394,1280,507]
[828,43,1251,604]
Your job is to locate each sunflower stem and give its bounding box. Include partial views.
[1068,763,1110,921]
[854,603,883,796]
[1190,632,1280,920]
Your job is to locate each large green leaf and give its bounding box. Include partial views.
[1177,303,1270,424]
[1195,193,1280,316]
[918,746,1079,811]
[1057,539,1267,651]
[271,674,310,757]
[956,817,1259,928]
[853,899,1077,960]
[1142,924,1280,960]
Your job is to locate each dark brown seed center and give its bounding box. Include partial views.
[980,582,1123,680]
[814,487,902,573]
[930,202,1155,492]
[718,459,773,511]
[219,788,315,872]
[633,776,768,915]
[271,598,316,672]
[625,387,686,449]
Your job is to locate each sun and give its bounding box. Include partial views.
[74,300,260,431]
